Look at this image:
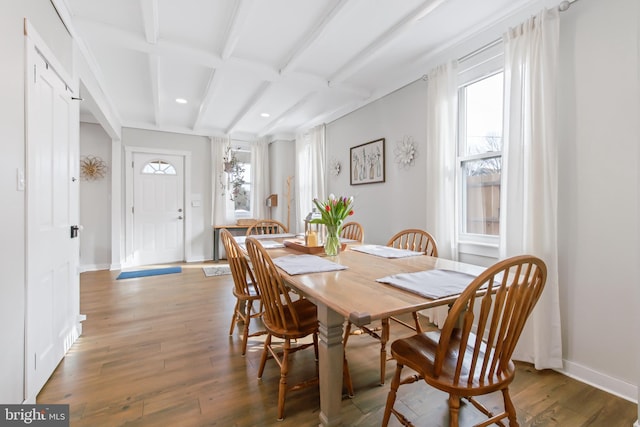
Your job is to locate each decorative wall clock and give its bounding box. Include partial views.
[80,155,108,181]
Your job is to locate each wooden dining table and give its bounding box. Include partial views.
[252,239,487,427]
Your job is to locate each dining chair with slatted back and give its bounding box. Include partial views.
[382,255,547,427]
[387,228,439,331]
[340,221,364,242]
[244,236,319,420]
[349,228,438,386]
[246,219,288,236]
[220,228,266,356]
[386,228,438,256]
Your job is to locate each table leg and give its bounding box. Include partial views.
[213,228,220,262]
[316,303,344,427]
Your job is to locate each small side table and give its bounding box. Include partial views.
[212,225,252,261]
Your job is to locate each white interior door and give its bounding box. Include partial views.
[25,41,80,401]
[132,152,185,265]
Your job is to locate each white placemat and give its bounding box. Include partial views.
[351,244,424,258]
[273,254,348,275]
[376,269,479,299]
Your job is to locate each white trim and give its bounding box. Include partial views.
[23,19,75,94]
[124,146,191,267]
[111,139,123,270]
[79,264,111,273]
[560,360,638,404]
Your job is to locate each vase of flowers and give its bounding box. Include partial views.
[311,194,354,256]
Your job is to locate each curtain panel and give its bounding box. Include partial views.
[501,7,563,369]
[251,138,270,220]
[295,124,326,234]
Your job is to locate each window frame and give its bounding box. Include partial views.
[455,42,504,257]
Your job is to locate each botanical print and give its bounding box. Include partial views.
[350,138,385,185]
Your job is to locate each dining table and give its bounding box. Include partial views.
[238,236,487,426]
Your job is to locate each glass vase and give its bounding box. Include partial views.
[324,225,341,256]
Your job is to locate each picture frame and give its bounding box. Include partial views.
[350,138,385,185]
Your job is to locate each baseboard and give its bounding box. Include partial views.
[186,256,206,263]
[560,359,637,403]
[79,263,111,273]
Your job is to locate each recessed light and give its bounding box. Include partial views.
[260,112,270,118]
[175,98,188,104]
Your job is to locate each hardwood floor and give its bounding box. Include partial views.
[38,262,636,426]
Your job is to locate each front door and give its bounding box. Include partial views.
[25,38,80,401]
[132,152,185,265]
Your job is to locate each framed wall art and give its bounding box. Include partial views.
[350,138,385,185]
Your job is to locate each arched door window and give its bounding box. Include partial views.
[142,160,177,175]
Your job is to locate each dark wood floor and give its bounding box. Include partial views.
[37,262,637,426]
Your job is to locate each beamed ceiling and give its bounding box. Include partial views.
[54,0,543,140]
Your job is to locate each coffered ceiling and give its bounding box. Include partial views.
[55,0,540,140]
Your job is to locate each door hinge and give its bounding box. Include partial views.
[132,206,134,214]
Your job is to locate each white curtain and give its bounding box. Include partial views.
[423,62,458,327]
[425,62,458,261]
[295,124,326,234]
[500,8,563,369]
[211,135,234,226]
[251,137,270,219]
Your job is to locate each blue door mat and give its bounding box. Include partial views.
[116,266,182,280]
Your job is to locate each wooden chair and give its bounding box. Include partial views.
[350,228,438,386]
[386,228,438,256]
[340,221,364,242]
[382,255,547,427]
[220,228,266,356]
[245,236,319,420]
[387,228,439,329]
[246,219,288,236]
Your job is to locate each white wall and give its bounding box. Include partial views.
[556,0,639,401]
[79,123,112,271]
[0,1,73,403]
[121,127,212,262]
[326,81,429,245]
[324,0,640,403]
[269,140,296,230]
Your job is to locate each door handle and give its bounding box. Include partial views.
[178,216,183,220]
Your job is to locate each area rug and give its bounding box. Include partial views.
[116,266,182,280]
[203,265,231,277]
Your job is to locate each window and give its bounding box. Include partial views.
[225,147,251,218]
[142,160,176,175]
[457,44,504,244]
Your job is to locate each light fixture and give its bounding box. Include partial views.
[175,98,188,104]
[260,112,270,118]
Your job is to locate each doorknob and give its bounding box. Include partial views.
[178,216,183,220]
[178,208,183,212]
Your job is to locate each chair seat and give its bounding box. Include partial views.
[263,298,318,339]
[391,330,516,396]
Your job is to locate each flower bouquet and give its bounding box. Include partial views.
[311,194,354,256]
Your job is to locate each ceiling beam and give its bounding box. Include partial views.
[329,0,448,86]
[220,0,254,60]
[148,54,161,127]
[192,69,219,131]
[140,0,159,44]
[279,0,350,75]
[225,81,272,134]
